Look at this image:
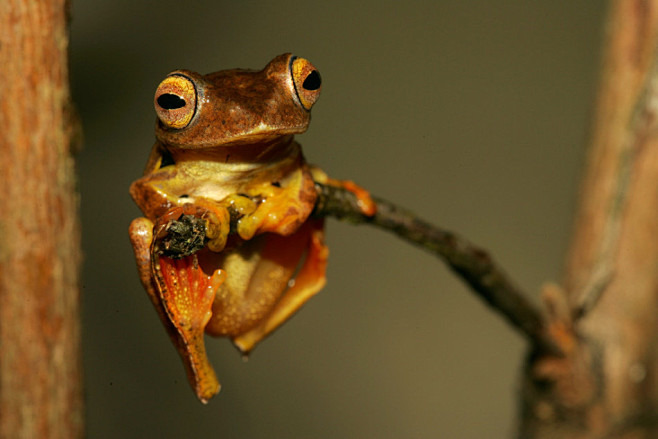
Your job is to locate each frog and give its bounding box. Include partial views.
[129,53,376,403]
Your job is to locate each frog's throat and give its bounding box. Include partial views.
[166,134,297,165]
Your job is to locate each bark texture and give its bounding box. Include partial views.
[0,1,83,438]
[520,1,658,437]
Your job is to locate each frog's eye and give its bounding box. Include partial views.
[291,57,322,110]
[154,74,197,129]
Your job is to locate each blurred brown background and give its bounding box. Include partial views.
[71,2,605,438]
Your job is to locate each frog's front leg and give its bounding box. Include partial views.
[232,165,318,241]
[129,214,223,403]
[130,172,233,254]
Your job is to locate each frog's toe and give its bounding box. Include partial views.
[340,180,377,217]
[184,200,230,253]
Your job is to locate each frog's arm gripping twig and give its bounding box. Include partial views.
[311,183,562,356]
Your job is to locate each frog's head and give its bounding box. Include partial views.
[153,53,321,150]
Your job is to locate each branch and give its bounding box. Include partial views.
[313,183,560,355]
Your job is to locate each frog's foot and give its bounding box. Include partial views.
[154,252,226,403]
[309,166,377,217]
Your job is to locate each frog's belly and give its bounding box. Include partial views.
[203,229,308,337]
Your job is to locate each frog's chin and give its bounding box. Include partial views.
[212,131,297,148]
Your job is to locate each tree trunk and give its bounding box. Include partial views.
[520,1,658,437]
[0,1,83,438]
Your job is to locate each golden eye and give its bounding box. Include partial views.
[291,57,322,110]
[154,74,197,129]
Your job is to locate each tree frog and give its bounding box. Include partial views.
[129,54,375,403]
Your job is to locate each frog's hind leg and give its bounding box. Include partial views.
[155,253,225,403]
[129,218,161,312]
[232,219,328,354]
[129,216,223,403]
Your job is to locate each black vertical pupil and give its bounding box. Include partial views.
[302,70,321,91]
[157,93,186,109]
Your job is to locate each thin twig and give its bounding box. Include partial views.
[313,183,561,355]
